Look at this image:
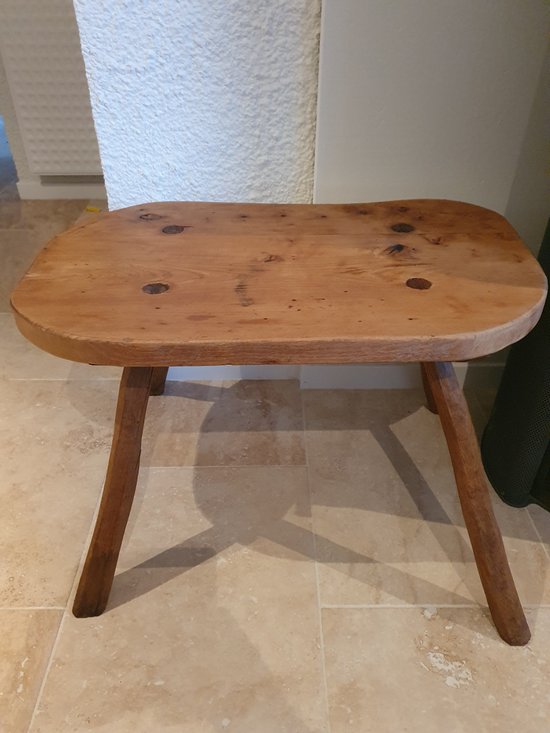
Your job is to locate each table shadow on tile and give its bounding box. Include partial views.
[64,383,546,628]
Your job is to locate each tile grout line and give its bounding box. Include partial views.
[525,507,550,562]
[7,377,121,382]
[143,464,309,470]
[0,606,65,611]
[26,607,67,733]
[321,603,550,610]
[27,453,108,733]
[322,603,480,609]
[301,390,332,733]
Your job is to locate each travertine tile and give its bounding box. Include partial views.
[31,467,327,733]
[0,379,117,605]
[0,314,121,380]
[0,199,86,311]
[142,379,305,467]
[322,607,550,733]
[529,504,550,559]
[0,610,62,733]
[73,199,107,226]
[0,198,85,234]
[0,230,46,312]
[0,200,88,312]
[304,390,549,606]
[0,181,18,201]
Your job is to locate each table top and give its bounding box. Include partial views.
[10,199,547,366]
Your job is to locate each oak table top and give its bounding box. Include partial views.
[10,199,547,366]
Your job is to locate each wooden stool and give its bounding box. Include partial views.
[11,200,547,645]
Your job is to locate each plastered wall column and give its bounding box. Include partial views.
[73,0,321,210]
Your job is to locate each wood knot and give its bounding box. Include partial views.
[406,277,432,290]
[142,282,170,294]
[391,223,415,233]
[235,277,253,307]
[385,243,406,255]
[162,225,187,234]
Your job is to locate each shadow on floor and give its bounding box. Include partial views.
[59,378,546,638]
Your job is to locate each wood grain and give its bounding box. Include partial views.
[150,366,169,396]
[420,363,438,414]
[10,199,546,366]
[423,361,530,646]
[72,367,153,617]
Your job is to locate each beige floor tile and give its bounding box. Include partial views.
[0,181,19,201]
[322,606,550,733]
[0,199,86,313]
[304,390,549,606]
[529,504,550,558]
[31,466,327,733]
[73,199,107,226]
[0,379,118,605]
[0,198,85,234]
[142,379,305,467]
[0,229,46,312]
[0,314,121,380]
[0,609,62,733]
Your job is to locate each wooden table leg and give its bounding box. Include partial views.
[420,363,438,414]
[422,361,530,645]
[150,366,169,396]
[73,367,153,617]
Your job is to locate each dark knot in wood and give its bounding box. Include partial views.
[385,243,406,255]
[142,282,170,295]
[162,225,187,234]
[406,277,432,290]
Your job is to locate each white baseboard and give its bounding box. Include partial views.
[166,363,504,389]
[17,179,106,199]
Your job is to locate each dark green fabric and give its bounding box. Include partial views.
[481,220,550,510]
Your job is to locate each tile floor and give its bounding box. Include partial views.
[1,198,549,733]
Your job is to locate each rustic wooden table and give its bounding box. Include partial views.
[11,199,547,645]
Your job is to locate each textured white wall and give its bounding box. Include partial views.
[315,0,549,214]
[73,0,321,210]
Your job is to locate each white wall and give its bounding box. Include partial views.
[314,0,548,214]
[505,41,550,255]
[73,0,321,210]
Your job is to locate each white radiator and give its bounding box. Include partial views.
[0,0,101,175]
